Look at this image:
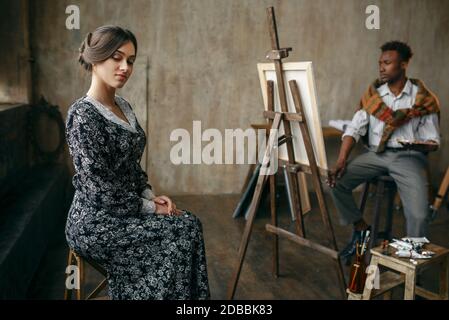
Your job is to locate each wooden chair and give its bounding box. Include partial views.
[64,249,108,300]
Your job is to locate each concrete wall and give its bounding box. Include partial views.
[26,0,449,194]
[0,0,31,104]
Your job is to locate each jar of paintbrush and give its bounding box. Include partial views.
[348,230,370,294]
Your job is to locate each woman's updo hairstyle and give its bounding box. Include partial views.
[78,25,137,72]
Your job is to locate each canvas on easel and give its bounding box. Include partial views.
[257,62,328,216]
[257,62,328,171]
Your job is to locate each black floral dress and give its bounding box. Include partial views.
[65,95,210,300]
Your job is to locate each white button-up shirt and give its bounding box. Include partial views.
[342,79,440,148]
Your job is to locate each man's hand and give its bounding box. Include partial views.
[327,136,356,188]
[327,158,347,188]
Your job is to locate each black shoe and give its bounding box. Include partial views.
[340,226,371,265]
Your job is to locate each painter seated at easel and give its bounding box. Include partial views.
[326,41,441,263]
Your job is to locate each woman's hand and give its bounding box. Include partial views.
[154,195,173,212]
[153,195,184,216]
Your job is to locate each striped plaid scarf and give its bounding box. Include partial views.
[359,78,440,152]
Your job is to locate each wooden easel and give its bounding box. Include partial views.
[227,7,346,299]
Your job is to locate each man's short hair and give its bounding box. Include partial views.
[380,41,413,62]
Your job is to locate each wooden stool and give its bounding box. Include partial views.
[64,249,108,300]
[359,175,397,255]
[347,270,405,300]
[361,243,449,300]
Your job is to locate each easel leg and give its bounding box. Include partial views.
[270,173,279,278]
[268,78,279,278]
[227,114,282,300]
[227,172,269,299]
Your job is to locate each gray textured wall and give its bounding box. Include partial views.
[0,0,31,104]
[28,0,449,194]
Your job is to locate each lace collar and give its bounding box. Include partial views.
[83,95,137,133]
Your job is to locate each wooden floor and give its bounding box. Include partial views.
[27,190,449,299]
